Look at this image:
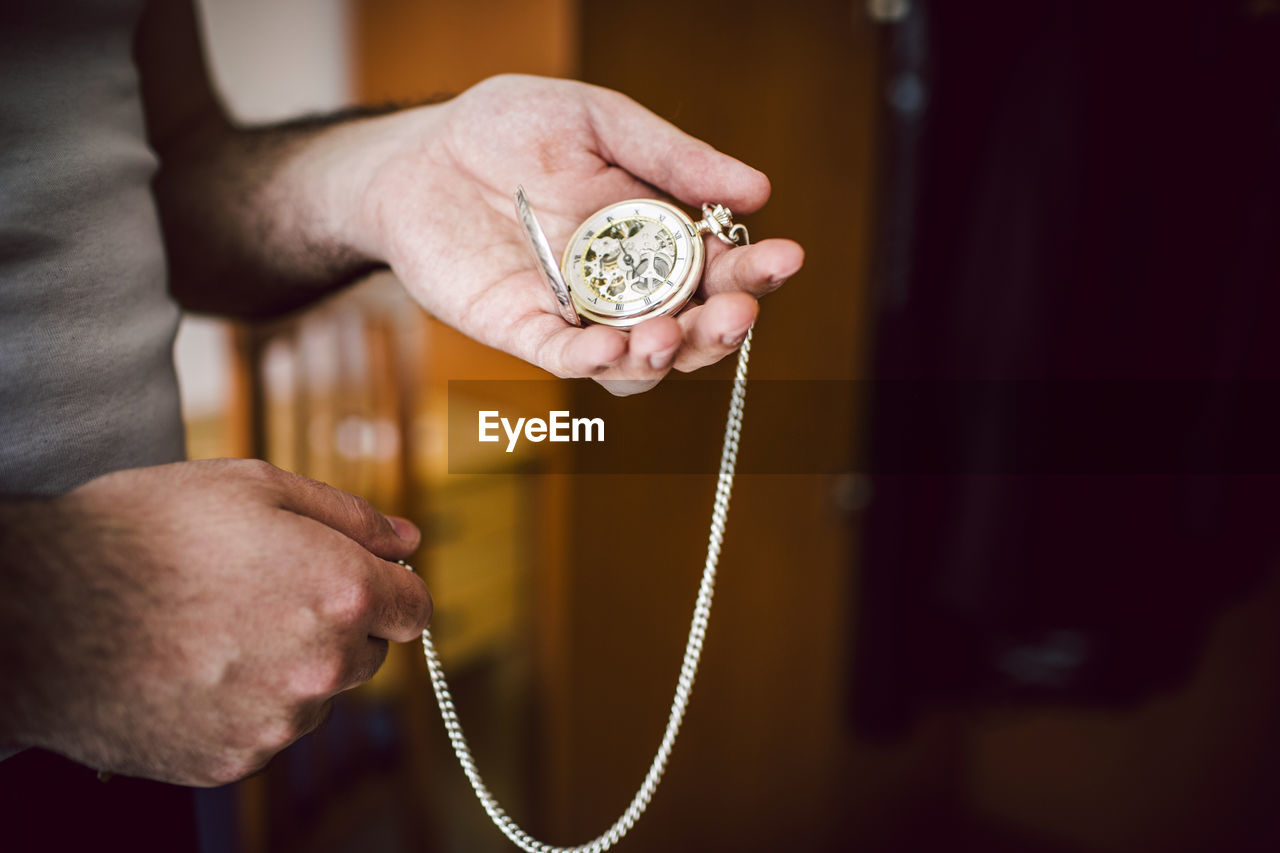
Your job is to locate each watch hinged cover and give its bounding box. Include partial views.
[514,186,580,327]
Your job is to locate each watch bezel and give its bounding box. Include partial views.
[560,198,705,329]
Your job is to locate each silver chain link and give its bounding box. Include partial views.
[416,322,754,852]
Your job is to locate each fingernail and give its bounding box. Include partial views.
[388,515,419,543]
[768,273,791,285]
[721,329,749,348]
[648,346,678,370]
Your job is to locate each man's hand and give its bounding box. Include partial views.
[142,22,805,395]
[0,459,431,786]
[349,74,805,394]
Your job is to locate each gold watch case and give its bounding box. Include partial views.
[517,187,743,329]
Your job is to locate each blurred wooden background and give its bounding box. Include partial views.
[185,2,1280,852]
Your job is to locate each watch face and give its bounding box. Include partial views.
[561,199,704,327]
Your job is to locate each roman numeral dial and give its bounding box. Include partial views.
[559,198,705,328]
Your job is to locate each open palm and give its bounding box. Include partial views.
[366,75,804,394]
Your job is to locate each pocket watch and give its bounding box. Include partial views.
[515,186,748,328]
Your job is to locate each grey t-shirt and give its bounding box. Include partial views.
[0,0,185,497]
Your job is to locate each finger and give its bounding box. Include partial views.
[700,238,806,299]
[591,316,683,396]
[292,698,337,740]
[268,467,420,560]
[290,520,433,643]
[622,315,683,372]
[336,638,390,692]
[673,292,758,374]
[584,84,771,213]
[519,313,629,377]
[361,558,434,643]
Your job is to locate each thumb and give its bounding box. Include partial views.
[268,468,420,559]
[584,83,771,213]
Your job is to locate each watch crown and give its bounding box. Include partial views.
[697,203,747,247]
[702,203,733,231]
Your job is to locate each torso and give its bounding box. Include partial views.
[0,0,185,496]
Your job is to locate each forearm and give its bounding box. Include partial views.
[152,108,420,318]
[0,497,74,754]
[135,0,449,318]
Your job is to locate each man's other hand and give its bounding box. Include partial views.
[0,459,431,786]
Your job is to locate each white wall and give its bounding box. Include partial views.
[195,0,352,123]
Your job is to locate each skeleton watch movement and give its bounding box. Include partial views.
[515,187,748,328]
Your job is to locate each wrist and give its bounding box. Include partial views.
[297,102,451,268]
